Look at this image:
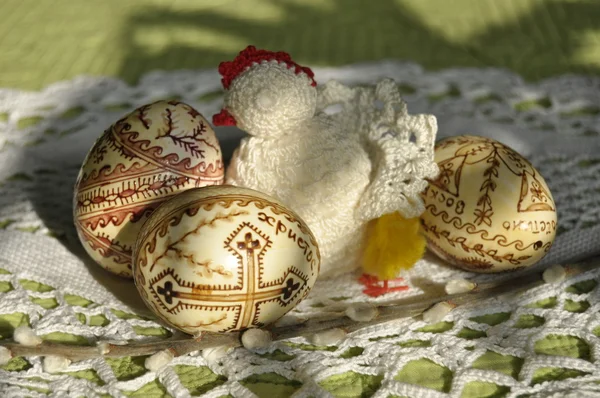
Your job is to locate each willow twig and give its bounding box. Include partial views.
[2,258,599,362]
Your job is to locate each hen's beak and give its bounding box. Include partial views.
[212,109,237,127]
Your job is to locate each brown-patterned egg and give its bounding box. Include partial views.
[73,101,224,277]
[420,135,557,273]
[133,185,320,334]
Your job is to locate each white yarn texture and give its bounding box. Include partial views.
[0,62,599,397]
[225,64,438,278]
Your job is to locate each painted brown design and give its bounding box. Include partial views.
[421,135,557,272]
[518,172,554,212]
[420,219,550,269]
[429,137,555,227]
[73,101,224,277]
[133,189,320,334]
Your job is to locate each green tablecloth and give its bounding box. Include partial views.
[0,0,598,90]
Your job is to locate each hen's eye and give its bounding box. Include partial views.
[256,89,276,109]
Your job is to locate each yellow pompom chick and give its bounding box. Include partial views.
[360,212,426,297]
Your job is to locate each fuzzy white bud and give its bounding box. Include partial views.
[97,342,110,355]
[202,345,234,362]
[13,325,42,347]
[310,328,347,346]
[241,328,272,351]
[0,346,12,366]
[423,301,455,324]
[543,264,566,284]
[43,355,71,373]
[445,279,477,295]
[145,349,175,372]
[345,303,378,322]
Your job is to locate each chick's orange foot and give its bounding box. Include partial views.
[359,274,409,297]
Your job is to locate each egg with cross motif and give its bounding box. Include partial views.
[73,101,224,277]
[420,135,557,272]
[133,185,320,334]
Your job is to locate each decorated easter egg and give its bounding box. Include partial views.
[133,185,320,334]
[74,101,224,277]
[420,135,557,272]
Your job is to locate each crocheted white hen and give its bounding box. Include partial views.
[213,46,438,293]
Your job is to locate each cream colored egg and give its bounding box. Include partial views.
[133,185,320,334]
[73,101,224,277]
[420,135,557,272]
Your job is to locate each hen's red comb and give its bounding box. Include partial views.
[212,109,237,126]
[218,45,316,89]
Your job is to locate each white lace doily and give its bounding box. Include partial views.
[1,62,600,397]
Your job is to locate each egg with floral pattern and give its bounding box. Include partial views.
[420,135,557,272]
[133,185,320,334]
[74,101,224,277]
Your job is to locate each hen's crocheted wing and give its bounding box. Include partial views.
[316,80,365,136]
[317,79,439,221]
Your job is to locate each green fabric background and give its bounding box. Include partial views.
[0,0,599,90]
[1,1,599,396]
